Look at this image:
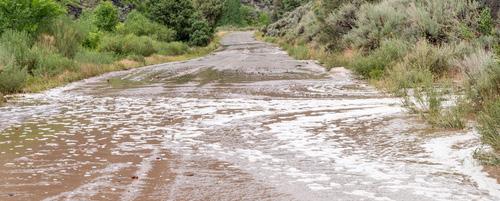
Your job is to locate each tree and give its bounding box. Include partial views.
[93,1,119,31]
[189,20,212,46]
[0,0,65,34]
[145,0,196,41]
[193,0,225,27]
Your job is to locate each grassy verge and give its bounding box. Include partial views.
[16,32,224,93]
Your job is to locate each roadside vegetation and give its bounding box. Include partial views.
[259,0,500,164]
[0,0,269,100]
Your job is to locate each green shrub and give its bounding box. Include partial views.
[466,60,500,108]
[83,31,103,49]
[344,0,407,50]
[0,65,27,94]
[344,0,481,49]
[94,1,119,32]
[478,99,500,151]
[0,0,64,34]
[31,47,75,76]
[154,41,189,55]
[193,0,225,26]
[219,0,245,26]
[318,2,358,51]
[401,40,455,76]
[478,8,494,36]
[74,49,116,64]
[119,11,176,42]
[286,44,310,60]
[99,34,157,57]
[387,63,434,95]
[0,30,37,73]
[189,20,213,46]
[145,0,196,41]
[48,16,86,58]
[258,12,271,26]
[126,54,145,63]
[351,39,409,79]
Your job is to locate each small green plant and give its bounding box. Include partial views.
[119,11,176,42]
[478,8,493,36]
[478,99,500,152]
[48,16,86,58]
[83,31,103,49]
[0,30,38,73]
[126,54,145,63]
[31,46,75,76]
[459,23,475,40]
[74,49,115,64]
[145,0,197,41]
[99,34,157,57]
[94,1,119,32]
[351,39,409,79]
[0,65,28,94]
[286,43,310,60]
[189,20,213,46]
[474,149,500,166]
[154,41,189,56]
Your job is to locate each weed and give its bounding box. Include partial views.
[74,49,116,64]
[0,65,28,93]
[478,99,500,151]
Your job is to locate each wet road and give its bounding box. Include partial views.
[0,31,499,201]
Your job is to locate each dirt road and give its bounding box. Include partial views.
[0,32,499,201]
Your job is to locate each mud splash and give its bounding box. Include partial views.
[0,32,499,201]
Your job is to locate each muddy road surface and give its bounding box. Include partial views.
[0,32,499,201]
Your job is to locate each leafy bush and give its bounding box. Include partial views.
[285,43,310,60]
[402,40,455,76]
[479,99,500,151]
[47,16,86,58]
[74,49,116,64]
[318,2,358,51]
[31,46,75,76]
[344,0,407,50]
[219,0,245,26]
[0,0,64,34]
[258,12,271,26]
[99,34,157,56]
[154,41,189,55]
[189,20,213,46]
[126,54,145,63]
[83,31,103,49]
[193,0,225,26]
[119,11,175,42]
[94,1,119,32]
[478,8,494,36]
[465,59,500,108]
[0,30,37,73]
[0,65,27,94]
[352,39,409,79]
[218,0,263,27]
[145,0,196,41]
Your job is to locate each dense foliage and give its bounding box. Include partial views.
[0,0,65,34]
[1,0,253,96]
[93,1,119,31]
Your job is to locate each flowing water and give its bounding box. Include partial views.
[0,32,499,201]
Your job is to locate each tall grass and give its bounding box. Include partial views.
[479,99,500,152]
[99,34,157,57]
